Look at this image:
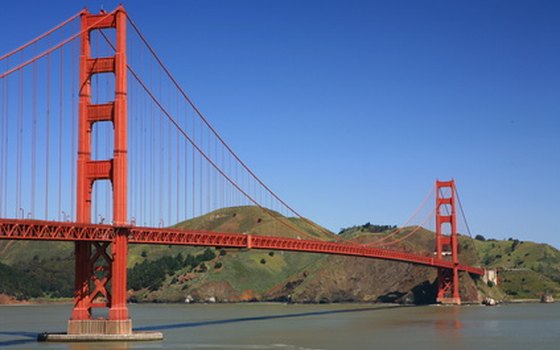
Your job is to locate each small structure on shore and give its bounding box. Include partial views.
[540,293,554,303]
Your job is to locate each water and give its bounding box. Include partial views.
[1,303,558,349]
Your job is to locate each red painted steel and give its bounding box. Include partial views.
[73,5,129,323]
[435,180,462,304]
[0,218,485,276]
[109,4,129,322]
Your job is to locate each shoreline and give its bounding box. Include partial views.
[1,298,554,307]
[0,299,434,307]
[0,294,73,305]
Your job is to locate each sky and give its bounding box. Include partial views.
[1,1,559,247]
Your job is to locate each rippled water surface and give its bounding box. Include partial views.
[1,302,559,349]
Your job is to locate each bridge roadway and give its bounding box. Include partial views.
[0,218,484,275]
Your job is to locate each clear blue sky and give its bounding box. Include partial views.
[1,1,559,247]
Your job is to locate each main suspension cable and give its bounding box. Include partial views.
[0,10,82,62]
[367,207,436,248]
[361,186,435,246]
[455,185,482,264]
[125,14,340,240]
[0,11,115,79]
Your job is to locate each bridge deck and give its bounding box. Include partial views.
[0,219,484,275]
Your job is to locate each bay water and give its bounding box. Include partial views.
[1,302,558,349]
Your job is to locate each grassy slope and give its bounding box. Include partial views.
[473,239,560,298]
[335,225,560,300]
[0,241,73,265]
[130,206,331,302]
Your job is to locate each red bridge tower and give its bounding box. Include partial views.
[435,179,461,305]
[69,6,131,335]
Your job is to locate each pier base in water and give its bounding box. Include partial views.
[437,297,462,305]
[38,331,163,342]
[37,320,163,342]
[68,319,133,335]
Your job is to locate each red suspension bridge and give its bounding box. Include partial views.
[0,6,484,338]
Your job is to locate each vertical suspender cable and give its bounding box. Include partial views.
[206,126,209,213]
[221,140,224,209]
[16,53,23,218]
[32,60,37,218]
[150,66,154,226]
[158,69,163,225]
[168,109,172,225]
[58,47,64,221]
[209,128,212,211]
[45,52,51,219]
[214,137,218,210]
[183,123,189,220]
[187,112,191,218]
[133,67,138,223]
[71,38,77,221]
[176,93,180,223]
[141,79,146,225]
[199,116,203,216]
[1,60,8,217]
[0,62,4,218]
[192,111,196,218]
[141,79,145,223]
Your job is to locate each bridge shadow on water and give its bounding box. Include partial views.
[134,304,406,332]
[0,305,408,348]
[0,331,39,347]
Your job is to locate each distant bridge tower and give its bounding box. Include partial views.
[435,180,461,304]
[69,6,131,335]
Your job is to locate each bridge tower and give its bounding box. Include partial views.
[69,6,131,335]
[435,179,461,305]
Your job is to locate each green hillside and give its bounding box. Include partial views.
[128,206,330,302]
[473,237,560,299]
[337,223,560,300]
[129,214,484,304]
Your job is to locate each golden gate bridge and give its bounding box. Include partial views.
[0,5,484,341]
